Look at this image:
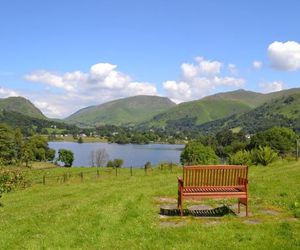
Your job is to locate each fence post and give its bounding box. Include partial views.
[97,169,100,178]
[115,167,118,176]
[63,173,66,183]
[80,172,83,182]
[43,175,46,185]
[130,166,133,176]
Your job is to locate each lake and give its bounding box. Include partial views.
[49,142,184,167]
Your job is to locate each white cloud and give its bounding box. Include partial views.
[163,57,245,103]
[260,81,284,93]
[253,60,262,69]
[0,87,19,98]
[181,57,222,78]
[228,64,238,75]
[24,63,158,118]
[268,41,300,71]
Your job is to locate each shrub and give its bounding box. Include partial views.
[180,141,219,165]
[229,150,252,165]
[58,149,74,167]
[252,146,278,166]
[106,158,124,168]
[0,168,29,198]
[144,161,152,170]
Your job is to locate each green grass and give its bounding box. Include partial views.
[1,161,300,249]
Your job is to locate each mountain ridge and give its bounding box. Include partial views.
[0,96,46,119]
[65,95,176,126]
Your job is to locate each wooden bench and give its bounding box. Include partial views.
[177,165,249,216]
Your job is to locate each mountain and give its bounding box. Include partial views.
[196,89,300,134]
[65,95,176,126]
[0,109,78,136]
[142,88,300,130]
[0,96,46,119]
[143,89,265,128]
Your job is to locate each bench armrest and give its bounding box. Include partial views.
[177,177,183,186]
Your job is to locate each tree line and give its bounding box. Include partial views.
[0,123,74,167]
[180,126,299,166]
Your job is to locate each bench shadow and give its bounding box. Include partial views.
[160,205,236,217]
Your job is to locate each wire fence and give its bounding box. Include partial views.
[26,163,181,186]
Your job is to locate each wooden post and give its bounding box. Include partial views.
[130,166,133,176]
[97,169,100,178]
[43,175,46,185]
[296,139,299,161]
[63,173,66,182]
[171,162,173,173]
[80,172,83,182]
[115,167,117,176]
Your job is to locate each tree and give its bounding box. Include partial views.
[106,158,124,168]
[22,143,34,167]
[0,123,15,165]
[180,141,219,165]
[26,135,49,161]
[58,149,74,167]
[113,158,124,168]
[249,127,298,156]
[77,137,83,143]
[14,128,23,163]
[89,148,109,167]
[46,148,56,162]
[106,160,114,168]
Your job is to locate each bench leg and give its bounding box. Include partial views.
[238,198,249,216]
[177,194,183,216]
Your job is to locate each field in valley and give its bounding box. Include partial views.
[0,161,299,249]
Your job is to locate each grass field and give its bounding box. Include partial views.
[0,161,299,249]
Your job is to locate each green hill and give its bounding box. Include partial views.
[197,90,300,134]
[142,88,300,130]
[65,95,176,126]
[143,89,265,128]
[0,109,78,136]
[0,96,46,119]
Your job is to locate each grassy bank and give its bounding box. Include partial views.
[48,135,108,143]
[0,161,299,249]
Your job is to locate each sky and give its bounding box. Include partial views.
[0,0,300,118]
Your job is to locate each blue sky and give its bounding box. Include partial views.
[0,0,300,117]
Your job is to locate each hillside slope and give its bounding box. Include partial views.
[197,90,300,134]
[142,88,300,130]
[0,96,46,119]
[65,95,176,126]
[143,89,264,128]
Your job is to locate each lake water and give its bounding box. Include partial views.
[48,142,184,167]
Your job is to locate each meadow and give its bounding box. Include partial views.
[0,161,299,249]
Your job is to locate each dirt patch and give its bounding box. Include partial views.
[260,209,282,216]
[282,218,298,222]
[202,221,223,227]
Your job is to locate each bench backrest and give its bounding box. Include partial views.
[183,165,248,187]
